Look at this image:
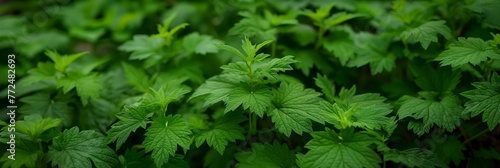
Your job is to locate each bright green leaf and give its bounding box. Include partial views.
[303,128,381,168]
[401,20,452,50]
[435,37,500,68]
[47,127,119,168]
[235,141,297,168]
[461,72,500,130]
[269,83,323,136]
[143,115,192,168]
[195,112,246,154]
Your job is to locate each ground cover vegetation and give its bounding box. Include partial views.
[0,0,499,167]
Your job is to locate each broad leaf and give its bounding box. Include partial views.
[314,74,336,102]
[143,115,192,167]
[398,92,463,134]
[119,35,165,60]
[16,115,61,141]
[435,136,466,166]
[47,127,119,168]
[189,74,246,106]
[19,92,72,127]
[435,37,500,68]
[106,106,153,149]
[195,112,246,154]
[349,33,396,74]
[235,141,296,168]
[225,84,273,117]
[269,83,323,136]
[182,32,221,55]
[461,72,500,130]
[57,73,102,106]
[384,148,447,168]
[401,20,452,50]
[303,128,381,168]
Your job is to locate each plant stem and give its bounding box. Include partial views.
[485,59,494,81]
[247,113,258,137]
[37,141,44,168]
[252,113,257,134]
[463,128,490,144]
[315,26,325,50]
[271,40,277,58]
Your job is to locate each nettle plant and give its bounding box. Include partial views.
[2,0,500,168]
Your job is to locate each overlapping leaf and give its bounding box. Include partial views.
[235,141,296,168]
[461,72,500,130]
[195,112,246,154]
[47,127,119,168]
[268,83,323,136]
[303,128,381,168]
[143,115,192,167]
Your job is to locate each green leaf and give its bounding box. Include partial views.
[16,114,61,141]
[122,148,155,168]
[189,74,246,106]
[435,37,500,68]
[314,74,336,102]
[45,50,87,72]
[228,11,276,41]
[461,72,500,130]
[118,35,165,60]
[106,106,153,149]
[303,128,381,168]
[398,92,463,134]
[435,136,466,166]
[221,62,248,75]
[195,111,246,154]
[325,12,364,27]
[182,32,221,55]
[57,73,102,106]
[226,84,273,117]
[121,62,151,91]
[349,33,396,74]
[286,24,316,47]
[269,83,323,136]
[409,62,461,93]
[216,43,247,60]
[235,141,297,168]
[19,92,72,127]
[401,20,452,50]
[20,62,56,86]
[319,86,393,131]
[253,55,297,80]
[302,3,335,23]
[143,115,192,168]
[320,101,392,131]
[323,29,355,66]
[0,138,41,168]
[468,0,500,29]
[16,31,70,58]
[384,148,447,168]
[142,82,191,114]
[264,10,299,26]
[47,127,119,168]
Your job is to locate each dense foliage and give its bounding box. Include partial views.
[1,0,500,167]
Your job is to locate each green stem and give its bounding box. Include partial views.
[315,26,325,50]
[463,128,490,144]
[271,40,277,58]
[247,113,254,138]
[485,59,494,81]
[37,141,44,168]
[252,113,257,134]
